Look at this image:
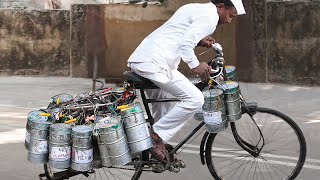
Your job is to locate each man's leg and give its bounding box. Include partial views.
[145,89,172,123]
[129,62,173,124]
[150,70,204,142]
[129,62,203,162]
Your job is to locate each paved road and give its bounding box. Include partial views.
[0,77,319,180]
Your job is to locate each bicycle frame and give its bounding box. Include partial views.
[138,83,265,161]
[139,88,206,156]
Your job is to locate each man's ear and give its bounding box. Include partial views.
[215,3,225,10]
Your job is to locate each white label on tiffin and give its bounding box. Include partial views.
[50,147,71,160]
[31,141,48,154]
[203,111,222,125]
[25,131,30,143]
[74,149,93,163]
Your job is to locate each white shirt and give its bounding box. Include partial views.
[128,3,219,83]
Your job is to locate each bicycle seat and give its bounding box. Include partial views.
[123,71,159,89]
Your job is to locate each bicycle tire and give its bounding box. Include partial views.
[44,150,148,180]
[205,107,307,180]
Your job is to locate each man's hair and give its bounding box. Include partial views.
[210,0,234,8]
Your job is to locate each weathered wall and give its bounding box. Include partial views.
[236,0,268,82]
[1,1,319,85]
[0,10,70,76]
[0,0,44,9]
[70,4,108,77]
[70,2,237,81]
[237,0,320,85]
[105,4,235,80]
[57,0,161,10]
[267,2,320,85]
[61,0,104,10]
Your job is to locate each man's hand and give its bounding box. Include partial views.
[197,36,215,48]
[191,62,212,82]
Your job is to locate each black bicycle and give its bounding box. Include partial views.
[43,45,306,180]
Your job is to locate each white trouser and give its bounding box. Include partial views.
[129,62,204,141]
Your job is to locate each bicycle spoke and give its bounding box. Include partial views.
[212,149,245,153]
[262,158,285,179]
[244,157,255,180]
[109,168,125,180]
[97,169,103,180]
[212,132,236,146]
[254,159,261,180]
[229,156,251,179]
[215,155,251,174]
[237,156,253,179]
[261,158,275,180]
[263,141,298,154]
[256,160,266,180]
[103,168,111,180]
[121,168,135,179]
[88,173,93,180]
[219,156,249,177]
[205,107,306,180]
[79,174,84,180]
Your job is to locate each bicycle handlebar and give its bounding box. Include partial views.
[207,43,225,82]
[212,43,223,56]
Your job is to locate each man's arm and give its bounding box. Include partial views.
[178,14,218,82]
[178,7,218,65]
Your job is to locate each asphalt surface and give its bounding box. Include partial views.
[0,76,319,180]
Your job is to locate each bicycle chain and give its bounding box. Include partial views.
[109,165,154,172]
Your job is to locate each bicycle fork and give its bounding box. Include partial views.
[199,101,264,165]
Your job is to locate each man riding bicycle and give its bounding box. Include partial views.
[127,0,246,164]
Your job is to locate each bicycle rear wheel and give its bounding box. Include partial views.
[44,151,148,180]
[205,107,306,180]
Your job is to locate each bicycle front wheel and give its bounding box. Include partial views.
[205,107,306,180]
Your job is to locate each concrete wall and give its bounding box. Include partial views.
[1,1,319,85]
[48,0,161,10]
[61,0,105,9]
[103,2,237,82]
[0,0,44,9]
[70,4,108,77]
[70,1,237,82]
[267,1,320,85]
[236,0,268,82]
[0,10,70,76]
[237,0,320,85]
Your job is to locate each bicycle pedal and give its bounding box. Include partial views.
[152,164,166,173]
[168,165,180,173]
[176,160,186,168]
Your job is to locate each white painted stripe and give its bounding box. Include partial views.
[0,114,27,119]
[1,131,318,170]
[180,149,320,170]
[0,109,47,118]
[181,149,234,158]
[0,104,47,110]
[0,112,28,119]
[0,104,18,107]
[0,112,27,115]
[169,142,320,164]
[0,128,26,144]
